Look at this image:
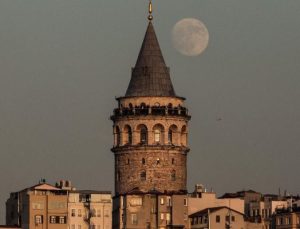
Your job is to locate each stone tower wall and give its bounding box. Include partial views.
[112,97,190,195]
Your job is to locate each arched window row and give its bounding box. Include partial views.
[114,124,187,147]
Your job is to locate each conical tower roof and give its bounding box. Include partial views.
[125,22,176,97]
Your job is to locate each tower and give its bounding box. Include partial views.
[111,2,191,228]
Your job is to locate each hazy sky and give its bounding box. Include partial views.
[0,0,300,223]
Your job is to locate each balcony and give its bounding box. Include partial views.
[111,105,190,120]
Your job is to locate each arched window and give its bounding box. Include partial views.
[124,125,132,145]
[153,124,164,144]
[154,129,161,143]
[171,170,176,181]
[137,124,148,144]
[181,125,187,146]
[168,125,178,144]
[115,126,121,146]
[168,129,173,143]
[140,171,146,181]
[142,158,146,165]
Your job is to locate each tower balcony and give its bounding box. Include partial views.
[111,105,191,121]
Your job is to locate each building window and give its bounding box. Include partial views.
[225,215,230,222]
[168,129,173,143]
[32,202,44,210]
[183,198,188,206]
[160,213,164,220]
[184,213,188,221]
[167,197,172,206]
[171,170,176,181]
[160,197,164,205]
[166,213,171,224]
[231,216,235,222]
[131,213,138,225]
[59,216,66,224]
[142,158,146,165]
[140,171,146,181]
[172,158,175,165]
[216,215,220,223]
[115,126,121,146]
[78,209,82,217]
[35,215,43,224]
[138,125,148,144]
[278,217,284,225]
[90,209,96,217]
[50,216,56,224]
[130,197,143,206]
[97,209,101,217]
[154,129,161,143]
[124,125,132,145]
[71,209,76,217]
[153,124,164,144]
[156,158,160,165]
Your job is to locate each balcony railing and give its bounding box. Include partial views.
[111,106,190,119]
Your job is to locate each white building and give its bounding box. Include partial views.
[68,190,112,229]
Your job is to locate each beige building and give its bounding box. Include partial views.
[189,206,246,229]
[273,207,300,229]
[111,2,190,229]
[189,206,263,229]
[220,190,262,217]
[6,182,68,229]
[113,192,189,229]
[6,181,112,229]
[188,184,245,216]
[68,190,112,229]
[249,195,287,229]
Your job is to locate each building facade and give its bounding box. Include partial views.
[68,190,112,229]
[273,207,300,229]
[6,181,112,229]
[111,3,190,229]
[188,184,245,216]
[6,182,68,229]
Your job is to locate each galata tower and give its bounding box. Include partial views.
[111,1,190,197]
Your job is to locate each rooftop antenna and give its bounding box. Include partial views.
[148,0,153,21]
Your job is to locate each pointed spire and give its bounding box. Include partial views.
[125,21,176,97]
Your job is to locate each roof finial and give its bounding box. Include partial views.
[148,0,153,21]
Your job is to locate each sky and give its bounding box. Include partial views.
[0,0,300,223]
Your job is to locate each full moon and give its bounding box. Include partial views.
[172,18,209,56]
